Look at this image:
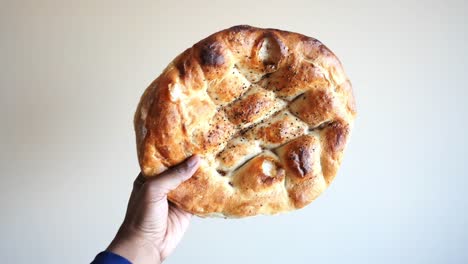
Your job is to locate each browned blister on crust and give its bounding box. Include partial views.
[134,25,356,217]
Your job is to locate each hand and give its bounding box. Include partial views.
[107,155,201,264]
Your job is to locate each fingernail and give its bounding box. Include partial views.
[187,155,200,167]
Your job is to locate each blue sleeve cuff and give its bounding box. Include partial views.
[91,251,132,264]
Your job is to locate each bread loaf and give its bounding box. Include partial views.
[134,25,356,217]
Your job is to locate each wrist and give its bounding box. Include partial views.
[107,225,162,264]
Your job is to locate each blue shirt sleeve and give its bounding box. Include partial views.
[91,251,132,264]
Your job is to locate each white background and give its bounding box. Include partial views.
[1,0,467,263]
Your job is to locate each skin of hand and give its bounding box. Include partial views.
[107,155,201,264]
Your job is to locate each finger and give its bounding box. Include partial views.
[161,205,193,260]
[128,173,146,205]
[133,172,146,191]
[169,204,193,220]
[147,155,201,197]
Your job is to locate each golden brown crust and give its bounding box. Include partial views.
[134,25,356,217]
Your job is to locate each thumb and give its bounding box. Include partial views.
[146,155,201,198]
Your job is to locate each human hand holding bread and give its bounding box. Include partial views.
[106,156,201,264]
